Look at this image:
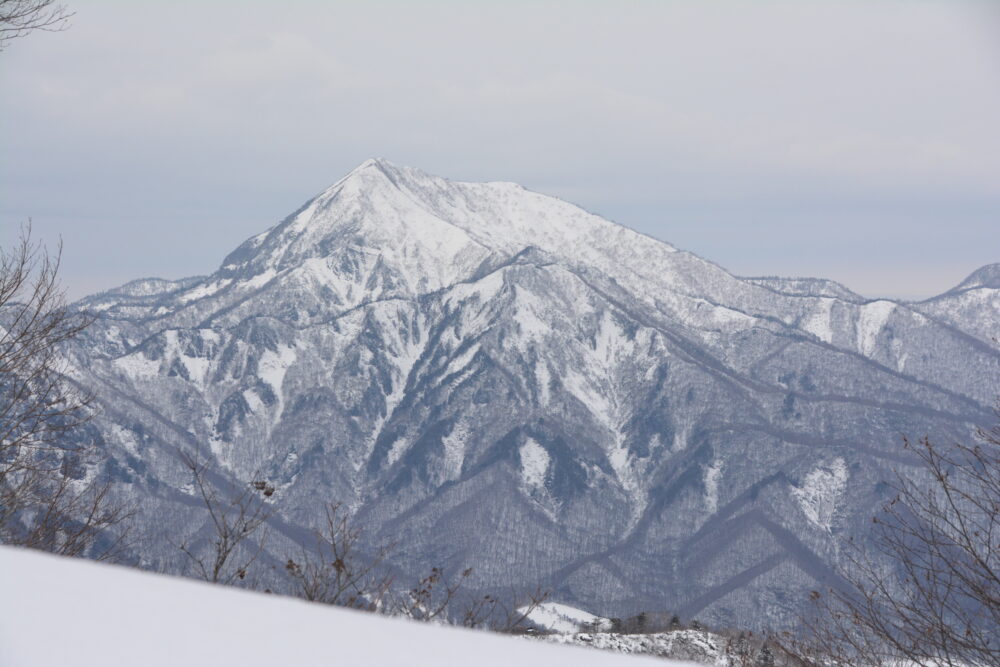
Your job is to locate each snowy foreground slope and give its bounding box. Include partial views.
[0,547,690,667]
[55,159,1000,629]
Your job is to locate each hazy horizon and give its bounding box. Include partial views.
[2,1,998,301]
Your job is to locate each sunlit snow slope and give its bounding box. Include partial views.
[0,547,691,667]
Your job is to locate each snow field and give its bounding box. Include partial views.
[0,547,695,667]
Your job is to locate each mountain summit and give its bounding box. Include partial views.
[72,161,999,629]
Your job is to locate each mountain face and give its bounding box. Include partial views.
[66,159,999,629]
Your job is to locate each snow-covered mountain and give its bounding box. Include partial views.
[911,262,1000,346]
[65,159,999,629]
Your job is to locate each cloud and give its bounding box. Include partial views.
[1,0,997,299]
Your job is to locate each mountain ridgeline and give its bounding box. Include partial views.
[68,159,999,628]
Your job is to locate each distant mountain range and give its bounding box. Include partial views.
[65,159,999,628]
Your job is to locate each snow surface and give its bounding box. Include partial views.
[855,300,895,357]
[703,460,724,514]
[792,458,848,531]
[259,345,296,387]
[521,602,613,634]
[520,437,551,492]
[0,547,688,667]
[800,297,836,344]
[113,349,160,379]
[176,277,232,303]
[543,630,727,666]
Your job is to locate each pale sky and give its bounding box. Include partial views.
[1,1,998,301]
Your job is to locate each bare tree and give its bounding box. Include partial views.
[1,226,91,502]
[284,501,394,609]
[722,630,778,667]
[1,225,131,559]
[175,452,275,586]
[388,565,472,623]
[460,584,550,634]
[778,414,1000,667]
[0,0,72,50]
[10,468,133,560]
[281,502,550,634]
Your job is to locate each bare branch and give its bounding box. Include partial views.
[284,501,395,610]
[0,0,73,50]
[175,452,274,586]
[1,224,131,560]
[779,409,1000,666]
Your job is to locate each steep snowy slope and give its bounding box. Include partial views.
[64,160,1000,630]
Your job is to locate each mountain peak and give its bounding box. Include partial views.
[324,157,409,195]
[70,159,1000,636]
[949,263,1000,293]
[350,157,402,176]
[357,156,392,169]
[213,160,701,311]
